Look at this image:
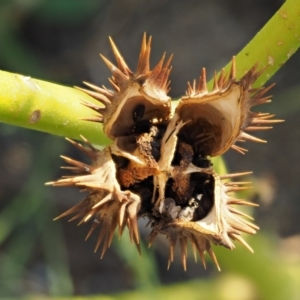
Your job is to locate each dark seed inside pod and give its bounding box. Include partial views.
[114,102,169,188]
[129,104,168,161]
[163,172,214,222]
[131,104,152,134]
[132,120,153,134]
[188,173,214,220]
[128,177,155,216]
[133,104,145,123]
[111,154,130,169]
[150,122,168,161]
[110,96,171,138]
[113,101,215,229]
[192,156,212,168]
[178,118,222,157]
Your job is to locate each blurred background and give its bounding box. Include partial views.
[0,0,300,299]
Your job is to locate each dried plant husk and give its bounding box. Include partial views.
[77,33,172,141]
[49,35,282,270]
[46,137,141,255]
[149,170,259,271]
[175,58,283,156]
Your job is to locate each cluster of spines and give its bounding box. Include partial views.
[219,171,259,251]
[46,137,141,257]
[76,33,172,133]
[185,57,237,97]
[147,171,259,271]
[184,57,283,154]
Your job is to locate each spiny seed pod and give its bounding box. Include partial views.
[78,33,172,141]
[175,59,280,156]
[48,138,141,253]
[48,34,283,271]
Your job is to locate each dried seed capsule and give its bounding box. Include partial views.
[47,137,141,255]
[175,58,283,156]
[78,33,172,140]
[50,36,283,271]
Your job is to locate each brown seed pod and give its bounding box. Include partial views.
[175,58,283,156]
[46,136,141,255]
[149,170,259,271]
[49,35,283,270]
[77,33,172,141]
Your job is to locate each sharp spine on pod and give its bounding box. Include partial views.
[49,36,283,271]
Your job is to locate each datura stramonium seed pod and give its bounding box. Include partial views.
[47,33,283,271]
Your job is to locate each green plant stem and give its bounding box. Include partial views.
[210,0,300,88]
[0,71,110,145]
[0,0,299,146]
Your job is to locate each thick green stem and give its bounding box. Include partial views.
[0,0,299,146]
[0,71,110,144]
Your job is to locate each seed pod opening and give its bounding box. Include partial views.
[175,58,283,156]
[78,33,172,140]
